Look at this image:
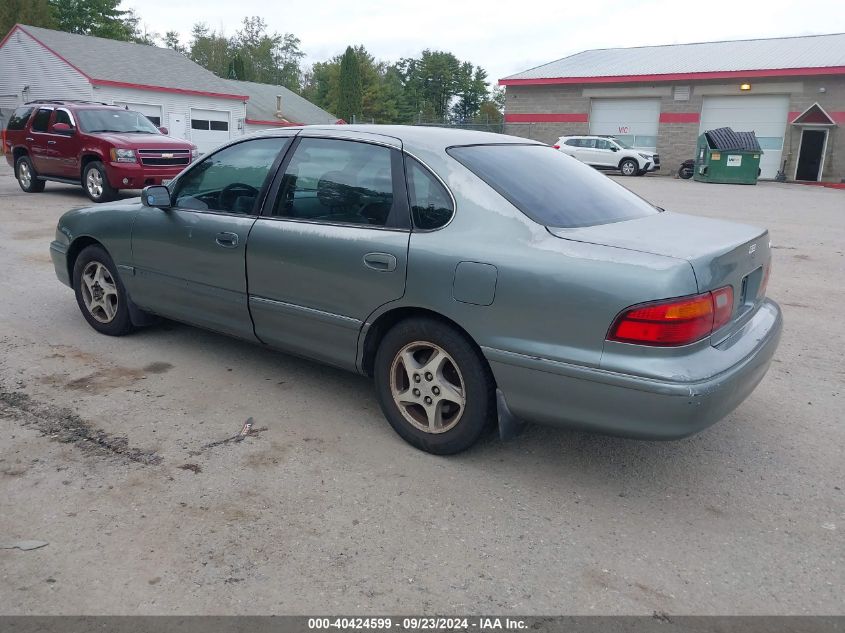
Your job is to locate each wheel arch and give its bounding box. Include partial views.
[618,156,640,171]
[79,153,104,181]
[66,235,105,284]
[12,146,28,167]
[359,305,490,379]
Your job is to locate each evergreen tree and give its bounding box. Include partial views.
[337,46,363,123]
[1,0,55,36]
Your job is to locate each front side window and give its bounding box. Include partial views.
[77,109,160,134]
[406,157,453,230]
[31,109,52,133]
[53,110,74,128]
[7,107,34,131]
[271,138,396,227]
[596,139,611,150]
[447,144,659,228]
[173,137,290,214]
[580,138,597,148]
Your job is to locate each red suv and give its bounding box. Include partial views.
[4,100,197,202]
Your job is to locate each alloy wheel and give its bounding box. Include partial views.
[18,162,32,188]
[80,261,119,323]
[86,169,104,198]
[621,161,637,176]
[389,341,466,434]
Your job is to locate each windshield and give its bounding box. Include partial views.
[447,144,659,228]
[77,109,160,134]
[611,138,632,149]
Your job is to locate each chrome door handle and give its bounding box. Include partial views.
[47,140,56,145]
[215,231,239,248]
[25,137,34,142]
[363,252,397,272]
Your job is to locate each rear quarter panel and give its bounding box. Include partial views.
[376,152,699,370]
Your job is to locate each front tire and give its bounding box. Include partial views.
[83,161,117,203]
[15,156,46,193]
[374,318,495,455]
[619,158,638,176]
[72,245,134,336]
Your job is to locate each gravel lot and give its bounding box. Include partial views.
[0,167,842,615]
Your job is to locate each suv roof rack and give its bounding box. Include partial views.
[24,99,112,106]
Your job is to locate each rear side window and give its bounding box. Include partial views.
[30,108,52,133]
[7,107,34,130]
[447,144,659,228]
[406,157,453,230]
[564,139,580,147]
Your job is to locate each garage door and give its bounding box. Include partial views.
[590,98,660,151]
[699,95,789,179]
[190,108,231,154]
[113,102,163,128]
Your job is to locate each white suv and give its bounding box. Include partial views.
[554,136,660,176]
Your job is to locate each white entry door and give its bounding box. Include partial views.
[590,98,660,151]
[699,95,789,179]
[167,112,187,141]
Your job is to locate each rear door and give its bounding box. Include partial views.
[247,132,410,370]
[577,138,601,165]
[27,107,54,174]
[130,135,293,339]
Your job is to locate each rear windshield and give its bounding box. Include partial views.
[447,144,659,228]
[6,107,34,131]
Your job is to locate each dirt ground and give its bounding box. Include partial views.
[0,167,842,615]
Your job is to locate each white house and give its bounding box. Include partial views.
[0,24,339,154]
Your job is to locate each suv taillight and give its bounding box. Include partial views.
[608,287,734,346]
[552,144,560,149]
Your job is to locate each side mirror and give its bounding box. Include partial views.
[51,123,74,134]
[158,126,169,135]
[610,145,619,152]
[142,185,171,209]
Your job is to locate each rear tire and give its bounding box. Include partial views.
[679,166,694,179]
[72,244,135,336]
[619,159,638,176]
[15,156,46,193]
[374,317,495,455]
[83,161,117,203]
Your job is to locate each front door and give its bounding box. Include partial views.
[130,136,293,339]
[795,129,826,181]
[247,135,410,371]
[48,108,81,178]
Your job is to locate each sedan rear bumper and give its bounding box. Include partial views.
[485,299,782,439]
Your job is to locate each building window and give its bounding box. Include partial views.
[191,119,229,131]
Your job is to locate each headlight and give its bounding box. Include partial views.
[638,152,652,160]
[110,148,136,163]
[190,148,199,160]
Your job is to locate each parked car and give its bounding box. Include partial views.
[49,126,781,455]
[554,135,660,176]
[4,100,197,202]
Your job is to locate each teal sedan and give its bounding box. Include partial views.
[50,126,782,454]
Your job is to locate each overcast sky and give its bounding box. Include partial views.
[128,0,845,83]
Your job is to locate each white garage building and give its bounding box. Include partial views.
[0,24,338,155]
[502,33,845,182]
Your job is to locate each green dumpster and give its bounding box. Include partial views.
[693,127,762,185]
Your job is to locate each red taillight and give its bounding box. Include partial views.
[608,286,734,346]
[552,144,560,149]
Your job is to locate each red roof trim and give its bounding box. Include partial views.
[245,118,302,127]
[92,79,248,101]
[6,24,249,101]
[504,112,589,123]
[659,112,700,123]
[499,66,845,86]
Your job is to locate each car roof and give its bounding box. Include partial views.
[250,124,545,153]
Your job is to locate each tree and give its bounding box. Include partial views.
[230,17,303,88]
[398,50,462,122]
[337,46,362,123]
[1,0,55,36]
[164,30,187,55]
[48,0,135,40]
[189,23,233,78]
[452,64,488,123]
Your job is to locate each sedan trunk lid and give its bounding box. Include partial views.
[548,211,771,342]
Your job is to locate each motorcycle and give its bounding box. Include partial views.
[678,159,694,179]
